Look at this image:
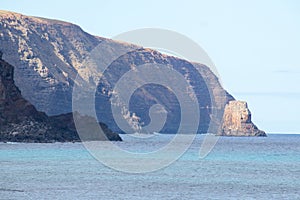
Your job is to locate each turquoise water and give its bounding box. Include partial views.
[0,134,299,199]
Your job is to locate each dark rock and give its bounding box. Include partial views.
[49,112,122,141]
[0,58,122,142]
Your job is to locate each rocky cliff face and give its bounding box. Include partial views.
[219,101,266,136]
[0,10,264,136]
[0,10,101,115]
[0,54,121,142]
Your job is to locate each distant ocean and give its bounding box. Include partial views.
[0,134,299,200]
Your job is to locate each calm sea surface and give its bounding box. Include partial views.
[0,134,299,200]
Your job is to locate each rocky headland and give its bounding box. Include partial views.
[0,10,265,137]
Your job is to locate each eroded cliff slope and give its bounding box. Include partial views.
[0,53,121,142]
[0,10,264,135]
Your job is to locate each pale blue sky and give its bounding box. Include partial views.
[2,0,300,133]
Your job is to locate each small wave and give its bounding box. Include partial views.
[0,188,24,192]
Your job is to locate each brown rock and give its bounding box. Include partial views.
[219,101,266,136]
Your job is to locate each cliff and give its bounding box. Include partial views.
[0,10,264,136]
[0,54,122,142]
[219,101,266,136]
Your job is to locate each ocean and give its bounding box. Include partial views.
[0,134,299,200]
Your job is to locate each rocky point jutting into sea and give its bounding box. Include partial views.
[0,10,266,138]
[219,101,266,136]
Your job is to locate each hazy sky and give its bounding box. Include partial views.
[2,0,300,133]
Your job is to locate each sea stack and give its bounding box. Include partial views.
[220,101,266,136]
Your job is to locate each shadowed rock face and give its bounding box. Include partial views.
[0,56,122,142]
[219,101,266,136]
[0,10,264,136]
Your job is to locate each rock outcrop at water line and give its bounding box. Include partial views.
[0,10,265,136]
[0,55,122,142]
[219,101,266,136]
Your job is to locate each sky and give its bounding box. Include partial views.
[1,0,300,133]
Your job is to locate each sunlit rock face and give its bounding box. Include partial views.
[220,101,266,136]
